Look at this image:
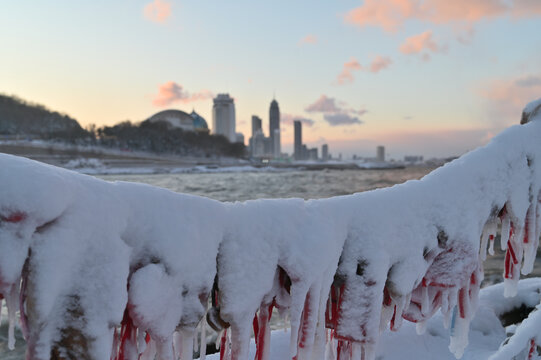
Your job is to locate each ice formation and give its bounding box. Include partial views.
[0,97,540,359]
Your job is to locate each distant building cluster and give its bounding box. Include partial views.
[294,120,330,161]
[248,99,283,159]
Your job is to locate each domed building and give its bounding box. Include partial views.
[146,109,209,133]
[190,110,209,133]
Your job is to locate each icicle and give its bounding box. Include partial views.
[421,281,430,317]
[362,343,376,360]
[522,204,538,274]
[173,331,182,359]
[137,329,147,355]
[416,321,427,335]
[199,318,207,360]
[392,296,405,331]
[380,302,394,333]
[488,234,495,256]
[325,331,336,360]
[449,314,470,359]
[138,339,157,360]
[501,215,511,250]
[5,282,20,350]
[179,328,195,360]
[216,329,224,351]
[350,343,362,360]
[480,225,490,260]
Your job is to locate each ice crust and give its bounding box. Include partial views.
[1,99,541,359]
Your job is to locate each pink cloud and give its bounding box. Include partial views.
[299,34,318,45]
[143,0,172,24]
[305,95,367,127]
[369,55,392,73]
[305,95,342,113]
[336,58,362,85]
[152,82,214,107]
[324,113,362,126]
[400,30,441,55]
[478,73,541,126]
[344,0,541,32]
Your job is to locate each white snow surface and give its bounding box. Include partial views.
[1,99,541,359]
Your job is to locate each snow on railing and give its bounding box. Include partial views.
[0,98,540,360]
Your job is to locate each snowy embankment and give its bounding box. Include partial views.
[0,98,540,360]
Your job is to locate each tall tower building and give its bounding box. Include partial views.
[212,94,236,142]
[322,144,329,161]
[269,99,280,155]
[251,115,262,137]
[377,145,385,162]
[294,120,302,160]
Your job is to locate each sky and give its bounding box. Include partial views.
[1,0,540,159]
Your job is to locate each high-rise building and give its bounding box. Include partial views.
[269,99,280,155]
[236,132,245,145]
[322,144,329,161]
[273,129,281,158]
[377,145,385,162]
[251,115,262,137]
[294,120,302,160]
[212,94,236,142]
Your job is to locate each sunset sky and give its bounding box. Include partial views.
[1,0,540,158]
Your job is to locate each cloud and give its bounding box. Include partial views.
[299,35,318,45]
[143,0,172,24]
[456,24,476,45]
[344,0,541,32]
[152,82,214,107]
[324,113,363,126]
[400,30,443,58]
[515,75,541,88]
[281,113,316,127]
[305,95,367,127]
[305,95,342,113]
[369,55,392,73]
[478,73,541,126]
[336,58,362,85]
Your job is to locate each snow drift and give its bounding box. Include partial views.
[0,98,540,360]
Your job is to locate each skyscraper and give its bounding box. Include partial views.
[212,94,236,142]
[269,99,280,155]
[251,115,262,137]
[322,144,329,161]
[377,145,385,162]
[294,120,302,160]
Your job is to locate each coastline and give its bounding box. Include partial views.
[0,141,411,175]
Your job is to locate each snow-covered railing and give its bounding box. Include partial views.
[0,98,541,360]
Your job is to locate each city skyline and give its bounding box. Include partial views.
[1,1,540,158]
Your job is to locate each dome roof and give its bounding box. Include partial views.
[146,110,195,131]
[190,110,209,130]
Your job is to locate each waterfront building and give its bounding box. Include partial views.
[251,115,262,137]
[308,148,318,161]
[236,132,245,145]
[146,109,209,133]
[322,144,329,161]
[212,94,236,142]
[294,120,302,160]
[377,145,385,162]
[273,129,281,158]
[269,99,280,155]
